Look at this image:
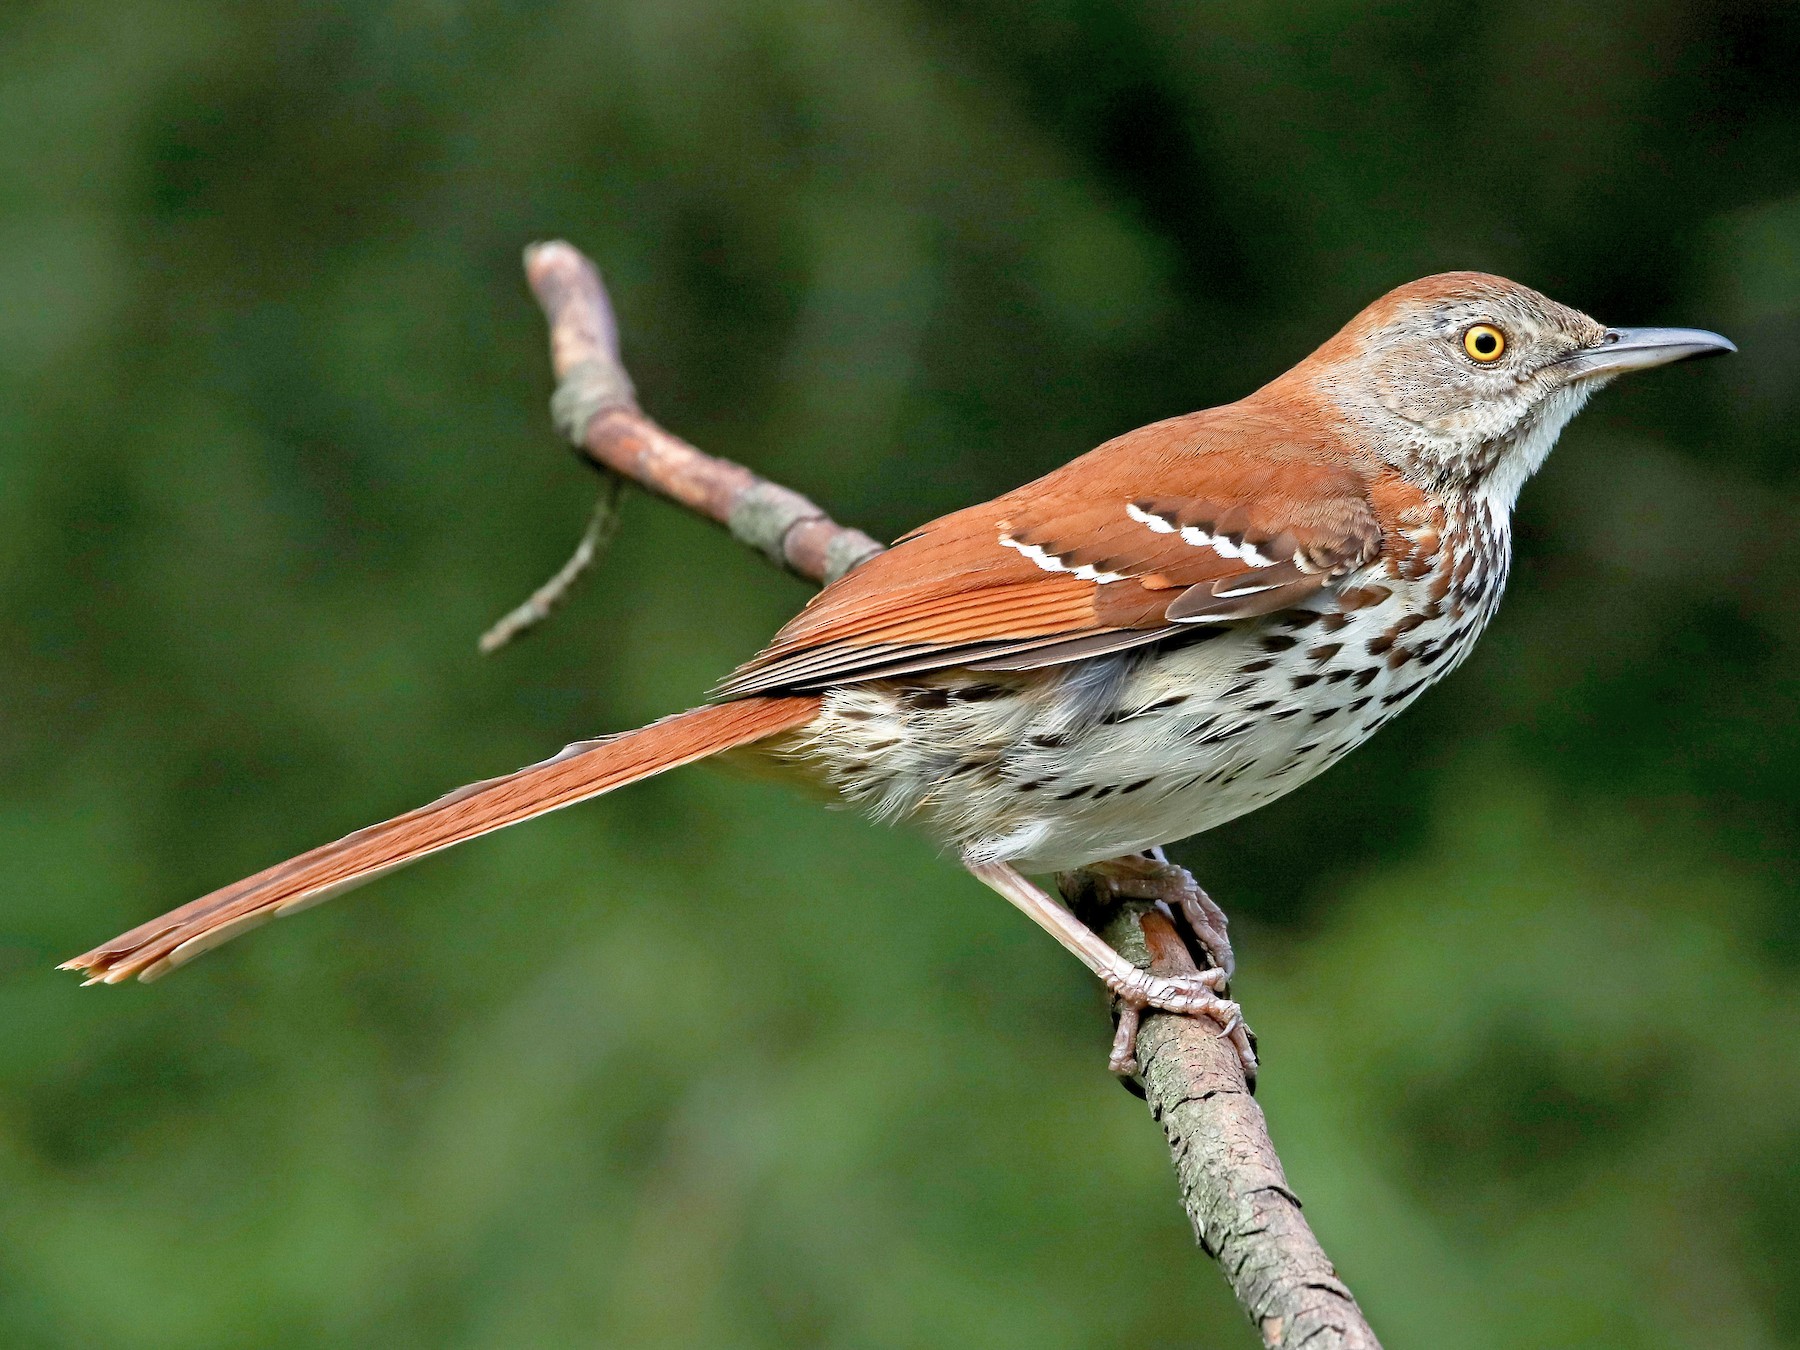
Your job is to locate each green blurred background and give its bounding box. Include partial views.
[2,1,1796,1345]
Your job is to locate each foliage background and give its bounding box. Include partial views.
[2,1,1797,1345]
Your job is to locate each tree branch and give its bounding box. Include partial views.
[518,238,1381,1350]
[1100,904,1379,1348]
[523,240,885,585]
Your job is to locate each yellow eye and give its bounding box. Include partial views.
[1463,323,1506,362]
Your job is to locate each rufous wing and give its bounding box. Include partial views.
[720,409,1388,696]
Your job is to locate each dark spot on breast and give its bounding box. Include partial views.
[861,738,900,751]
[1016,780,1042,792]
[1310,707,1339,723]
[1055,784,1094,801]
[1320,612,1350,632]
[1246,699,1278,712]
[1260,633,1300,652]
[1197,721,1252,745]
[1386,647,1415,669]
[1347,696,1373,712]
[1282,611,1322,630]
[1308,643,1343,664]
[1382,682,1426,707]
[1141,694,1190,713]
[908,688,952,710]
[1295,741,1321,754]
[1273,707,1302,721]
[1366,632,1396,657]
[1030,732,1068,749]
[953,684,1010,703]
[1121,777,1155,794]
[1223,680,1258,699]
[1291,672,1323,690]
[1352,667,1380,689]
[1326,669,1355,684]
[1341,584,1394,610]
[1238,658,1276,674]
[1091,785,1117,800]
[836,707,876,722]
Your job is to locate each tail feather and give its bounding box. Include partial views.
[62,696,821,985]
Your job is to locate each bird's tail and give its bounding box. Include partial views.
[61,696,822,985]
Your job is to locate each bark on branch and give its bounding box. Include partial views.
[1100,905,1379,1348]
[525,241,884,584]
[518,238,1381,1350]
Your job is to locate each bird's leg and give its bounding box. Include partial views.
[1065,848,1235,982]
[963,856,1256,1078]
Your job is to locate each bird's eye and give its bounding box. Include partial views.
[1463,324,1506,362]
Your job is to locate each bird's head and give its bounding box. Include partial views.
[1274,271,1734,505]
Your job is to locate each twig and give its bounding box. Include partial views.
[520,238,1381,1349]
[479,474,624,653]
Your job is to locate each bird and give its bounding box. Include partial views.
[62,272,1733,1075]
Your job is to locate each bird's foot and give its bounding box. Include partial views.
[1101,965,1255,1078]
[967,854,1254,1082]
[1067,850,1236,982]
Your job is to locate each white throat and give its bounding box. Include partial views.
[1482,381,1595,510]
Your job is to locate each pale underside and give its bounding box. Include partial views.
[775,499,1508,873]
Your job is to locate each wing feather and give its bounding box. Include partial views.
[721,409,1396,697]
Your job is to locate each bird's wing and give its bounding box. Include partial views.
[719,408,1400,697]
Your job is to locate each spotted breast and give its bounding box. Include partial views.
[787,483,1510,873]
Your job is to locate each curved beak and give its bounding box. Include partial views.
[1560,326,1736,380]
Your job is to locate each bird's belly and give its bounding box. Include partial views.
[799,564,1499,874]
[985,642,1395,871]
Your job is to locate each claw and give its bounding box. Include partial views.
[1103,966,1258,1080]
[964,856,1255,1083]
[1109,1003,1143,1076]
[1067,852,1237,981]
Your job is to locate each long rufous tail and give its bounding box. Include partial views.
[61,696,822,985]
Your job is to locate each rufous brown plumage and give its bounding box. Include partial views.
[62,272,1733,1075]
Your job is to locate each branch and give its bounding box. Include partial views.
[518,239,1381,1349]
[1099,904,1379,1347]
[524,241,885,586]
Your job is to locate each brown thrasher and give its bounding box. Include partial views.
[63,272,1732,1074]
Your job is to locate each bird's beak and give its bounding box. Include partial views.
[1559,326,1737,380]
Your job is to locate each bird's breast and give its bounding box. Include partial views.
[793,497,1510,872]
